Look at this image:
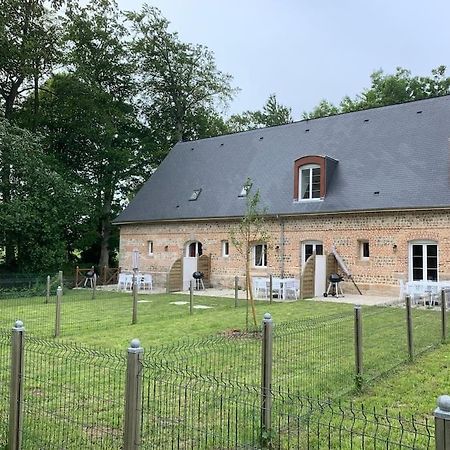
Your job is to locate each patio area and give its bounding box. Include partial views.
[176,287,401,306]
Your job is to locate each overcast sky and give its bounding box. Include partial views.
[117,0,450,120]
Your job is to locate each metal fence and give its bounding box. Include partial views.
[1,317,444,449]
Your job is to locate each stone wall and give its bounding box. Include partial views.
[118,209,450,295]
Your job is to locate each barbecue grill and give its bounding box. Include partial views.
[192,271,205,290]
[324,273,344,298]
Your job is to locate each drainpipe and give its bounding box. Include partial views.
[277,215,285,278]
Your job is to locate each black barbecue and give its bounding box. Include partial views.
[192,271,205,290]
[324,273,344,297]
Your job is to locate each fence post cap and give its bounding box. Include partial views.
[128,338,144,354]
[263,312,272,321]
[435,395,450,419]
[57,286,62,292]
[354,304,361,310]
[12,320,24,331]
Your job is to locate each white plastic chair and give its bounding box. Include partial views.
[140,274,153,291]
[118,273,128,290]
[253,278,268,298]
[125,274,134,291]
[271,278,283,299]
[284,279,299,300]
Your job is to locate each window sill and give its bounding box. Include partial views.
[293,198,324,203]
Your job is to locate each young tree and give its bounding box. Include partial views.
[230,180,269,329]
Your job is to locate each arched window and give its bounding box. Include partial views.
[299,164,321,200]
[186,241,203,257]
[293,155,328,201]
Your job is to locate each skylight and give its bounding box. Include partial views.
[189,189,202,201]
[238,181,252,197]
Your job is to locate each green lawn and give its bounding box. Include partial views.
[0,289,445,448]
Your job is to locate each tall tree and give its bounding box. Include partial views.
[127,4,236,154]
[0,0,62,265]
[227,94,293,132]
[0,118,78,271]
[303,66,450,119]
[54,0,145,268]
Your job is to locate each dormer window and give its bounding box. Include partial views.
[293,155,337,201]
[300,164,321,200]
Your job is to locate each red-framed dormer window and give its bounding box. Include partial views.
[293,155,326,201]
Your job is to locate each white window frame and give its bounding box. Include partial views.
[222,240,229,257]
[299,164,321,201]
[408,240,439,282]
[302,240,323,265]
[253,243,267,268]
[147,240,153,256]
[360,241,370,260]
[185,241,203,257]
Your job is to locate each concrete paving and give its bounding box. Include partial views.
[175,288,401,306]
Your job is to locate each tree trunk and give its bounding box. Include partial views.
[98,188,113,269]
[245,249,258,328]
[2,80,23,267]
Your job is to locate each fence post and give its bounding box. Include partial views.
[123,338,144,450]
[441,289,447,344]
[354,305,363,389]
[261,313,273,445]
[406,295,414,361]
[92,273,97,300]
[9,320,25,450]
[269,275,273,304]
[58,270,63,293]
[234,276,239,308]
[165,272,170,294]
[75,266,79,288]
[103,266,107,285]
[190,280,194,315]
[434,395,450,450]
[46,275,50,304]
[132,273,138,325]
[54,286,62,338]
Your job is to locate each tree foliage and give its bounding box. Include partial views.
[303,66,450,119]
[127,5,236,150]
[0,119,79,271]
[227,94,293,132]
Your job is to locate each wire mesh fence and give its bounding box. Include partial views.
[20,336,126,449]
[0,309,443,449]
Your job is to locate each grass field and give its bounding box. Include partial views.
[0,289,446,448]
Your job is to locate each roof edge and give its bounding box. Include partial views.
[113,205,450,226]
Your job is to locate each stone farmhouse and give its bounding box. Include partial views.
[114,95,450,296]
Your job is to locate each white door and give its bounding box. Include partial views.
[183,257,197,290]
[314,255,327,297]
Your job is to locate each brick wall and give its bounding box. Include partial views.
[118,209,450,295]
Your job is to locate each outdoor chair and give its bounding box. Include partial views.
[140,273,153,291]
[271,278,283,299]
[284,279,299,300]
[253,277,268,298]
[118,273,129,291]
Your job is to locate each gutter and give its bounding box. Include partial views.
[112,205,450,226]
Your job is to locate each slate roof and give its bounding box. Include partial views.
[114,95,450,224]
